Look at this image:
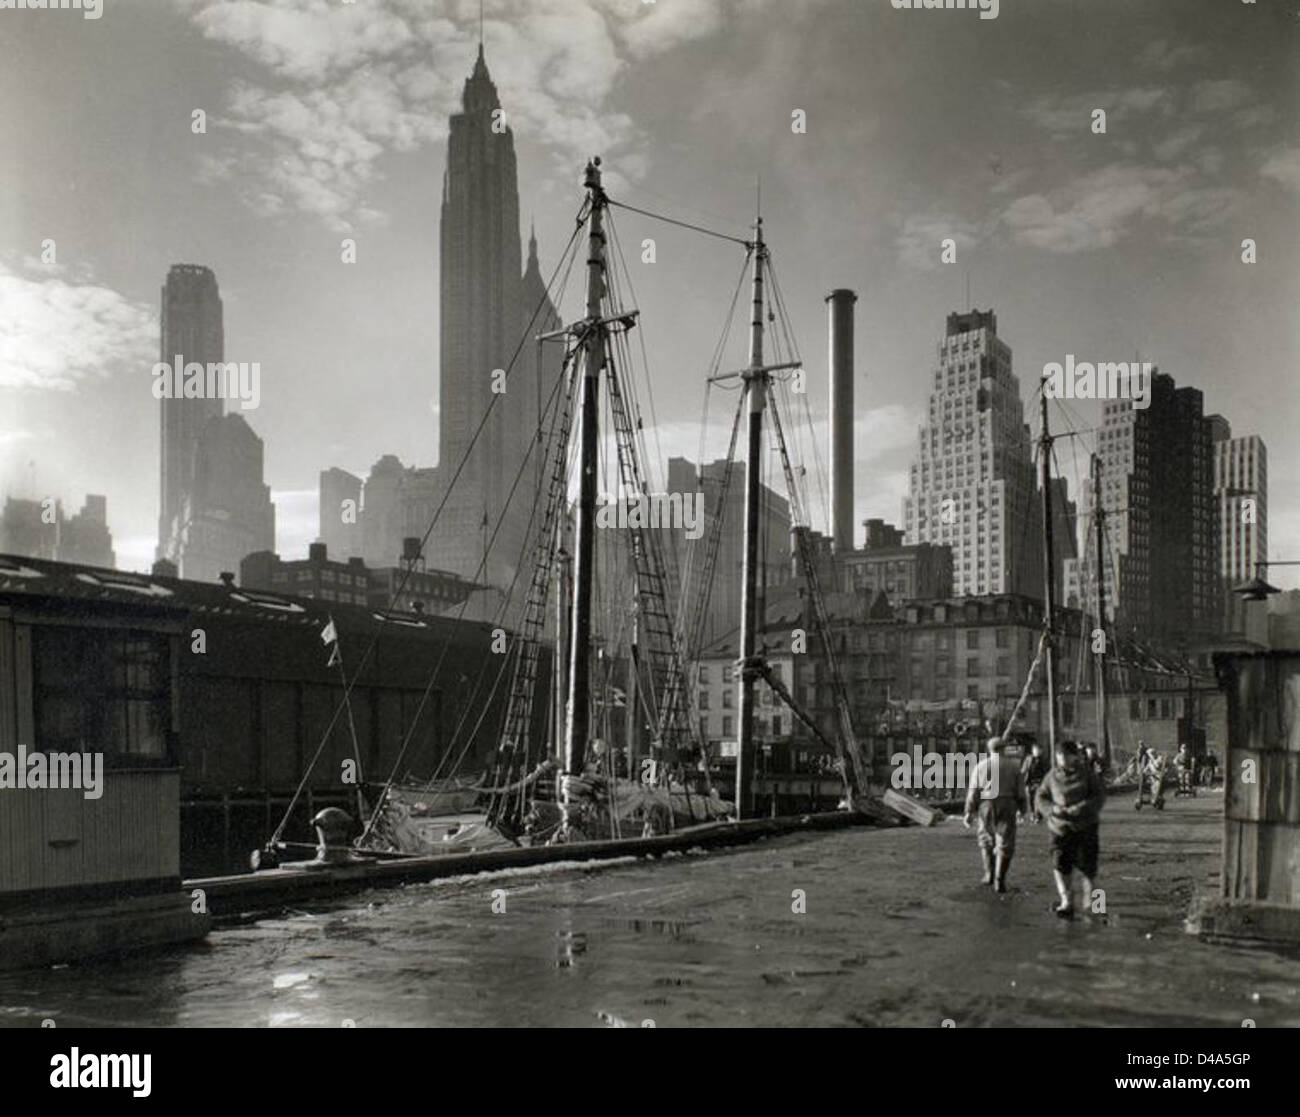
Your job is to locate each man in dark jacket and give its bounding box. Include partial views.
[1035,739,1106,918]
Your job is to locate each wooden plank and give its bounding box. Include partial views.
[880,788,944,827]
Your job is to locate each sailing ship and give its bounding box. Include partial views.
[253,156,886,874]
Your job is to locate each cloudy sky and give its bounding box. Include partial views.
[1,0,1296,585]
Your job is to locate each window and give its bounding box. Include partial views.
[967,658,980,677]
[772,716,783,737]
[722,690,734,709]
[33,627,172,760]
[722,664,734,683]
[698,690,709,710]
[699,717,708,739]
[722,716,733,736]
[996,627,1009,648]
[698,665,710,685]
[966,630,980,649]
[1148,698,1159,719]
[1160,698,1173,719]
[996,656,1010,677]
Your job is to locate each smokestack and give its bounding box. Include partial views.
[827,288,857,553]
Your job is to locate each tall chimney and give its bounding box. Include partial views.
[827,288,857,553]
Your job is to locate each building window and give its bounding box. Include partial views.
[966,630,980,649]
[33,627,172,761]
[699,717,708,740]
[722,690,734,709]
[722,716,733,736]
[996,627,1009,648]
[698,690,709,710]
[1160,698,1173,719]
[722,664,734,683]
[698,665,710,685]
[772,716,782,737]
[996,656,1010,676]
[967,658,980,677]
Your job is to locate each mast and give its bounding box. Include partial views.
[560,157,608,836]
[735,215,767,820]
[553,541,570,762]
[1038,387,1058,760]
[1092,454,1109,767]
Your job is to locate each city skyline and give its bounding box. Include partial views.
[1,0,1296,586]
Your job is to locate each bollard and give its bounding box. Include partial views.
[312,807,354,865]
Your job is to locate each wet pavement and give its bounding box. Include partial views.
[2,792,1297,1027]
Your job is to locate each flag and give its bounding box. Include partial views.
[321,617,341,667]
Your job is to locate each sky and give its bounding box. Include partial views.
[1,0,1297,586]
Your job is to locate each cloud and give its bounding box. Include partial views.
[1190,79,1253,114]
[1022,87,1172,138]
[999,164,1239,253]
[0,260,154,391]
[1134,39,1208,72]
[1260,146,1300,192]
[1152,124,1202,162]
[895,215,980,272]
[175,0,775,229]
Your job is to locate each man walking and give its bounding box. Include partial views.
[1035,739,1106,918]
[963,735,1024,893]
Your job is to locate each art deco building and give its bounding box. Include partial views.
[902,310,1041,599]
[427,46,561,609]
[155,265,274,580]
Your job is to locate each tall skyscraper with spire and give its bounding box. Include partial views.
[422,43,559,613]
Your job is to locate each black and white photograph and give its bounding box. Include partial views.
[0,0,1296,1067]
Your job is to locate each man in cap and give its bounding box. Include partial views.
[963,735,1024,893]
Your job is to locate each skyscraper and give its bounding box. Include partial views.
[155,264,275,580]
[1211,418,1268,587]
[158,264,223,561]
[1095,370,1219,646]
[319,467,363,561]
[903,310,1041,599]
[431,44,547,601]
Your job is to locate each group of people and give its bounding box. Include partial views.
[1137,741,1208,802]
[961,735,1106,919]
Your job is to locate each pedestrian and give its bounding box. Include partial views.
[963,735,1024,893]
[1035,738,1106,919]
[1020,742,1048,823]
